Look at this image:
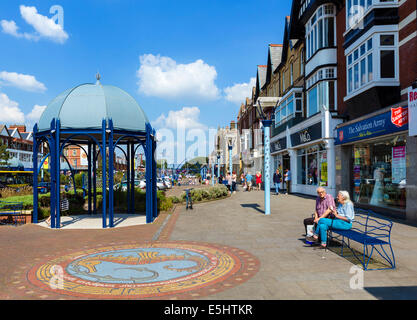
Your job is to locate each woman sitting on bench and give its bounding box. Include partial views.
[306,191,355,249]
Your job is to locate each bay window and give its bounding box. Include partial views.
[305,4,335,60]
[346,32,398,96]
[274,90,303,127]
[347,0,399,31]
[306,67,337,117]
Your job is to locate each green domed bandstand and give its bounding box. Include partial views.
[32,76,158,228]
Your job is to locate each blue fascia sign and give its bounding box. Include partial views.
[335,106,409,145]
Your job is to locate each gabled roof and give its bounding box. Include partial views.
[0,125,9,137]
[269,45,283,72]
[289,0,342,38]
[20,132,32,141]
[255,65,267,100]
[263,44,283,90]
[273,16,301,74]
[10,128,22,139]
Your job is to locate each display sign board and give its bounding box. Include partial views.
[335,107,409,145]
[392,146,406,184]
[409,87,417,136]
[270,137,287,153]
[291,122,322,147]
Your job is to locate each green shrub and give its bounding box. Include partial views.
[74,173,84,189]
[170,196,182,204]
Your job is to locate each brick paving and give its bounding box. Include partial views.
[1,189,417,300]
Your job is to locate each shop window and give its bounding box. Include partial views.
[297,144,327,186]
[352,135,407,210]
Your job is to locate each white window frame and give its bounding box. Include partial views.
[345,27,399,101]
[306,67,337,117]
[305,4,336,61]
[346,0,399,33]
[274,88,303,128]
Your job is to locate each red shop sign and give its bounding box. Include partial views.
[391,107,408,128]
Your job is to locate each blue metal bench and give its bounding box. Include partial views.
[0,201,24,226]
[328,209,396,271]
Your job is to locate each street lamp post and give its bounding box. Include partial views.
[216,151,221,182]
[255,101,273,215]
[211,157,215,186]
[228,138,233,175]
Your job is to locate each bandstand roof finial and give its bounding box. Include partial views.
[96,71,101,83]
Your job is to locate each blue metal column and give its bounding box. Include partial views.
[130,142,135,214]
[145,124,152,223]
[152,130,157,219]
[32,124,39,224]
[88,142,92,215]
[101,119,107,228]
[108,120,114,227]
[49,120,56,228]
[93,143,97,214]
[211,163,215,186]
[126,142,131,213]
[216,156,220,181]
[228,145,233,175]
[55,119,61,228]
[262,120,272,215]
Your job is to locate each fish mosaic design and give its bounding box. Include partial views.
[67,249,210,283]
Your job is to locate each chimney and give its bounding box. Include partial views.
[9,125,26,132]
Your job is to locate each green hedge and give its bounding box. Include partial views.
[174,185,228,204]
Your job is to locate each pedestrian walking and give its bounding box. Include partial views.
[284,169,291,194]
[246,172,253,192]
[273,169,282,195]
[232,172,237,193]
[226,172,232,192]
[255,171,262,191]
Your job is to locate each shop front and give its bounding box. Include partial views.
[291,121,332,196]
[271,136,288,191]
[335,105,409,217]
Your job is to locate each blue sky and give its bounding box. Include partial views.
[0,0,291,162]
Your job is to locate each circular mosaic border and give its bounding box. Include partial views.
[27,241,259,299]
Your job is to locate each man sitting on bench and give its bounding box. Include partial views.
[306,191,355,249]
[303,187,336,236]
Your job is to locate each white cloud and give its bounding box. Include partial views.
[0,71,47,92]
[20,5,68,43]
[224,77,256,104]
[0,19,36,40]
[26,104,46,122]
[0,93,25,124]
[1,5,68,43]
[137,54,220,100]
[1,20,20,37]
[152,107,207,131]
[0,91,47,127]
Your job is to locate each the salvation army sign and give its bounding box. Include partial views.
[409,87,417,136]
[335,107,409,145]
[391,106,408,128]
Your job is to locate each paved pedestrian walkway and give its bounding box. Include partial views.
[170,190,417,300]
[1,190,417,300]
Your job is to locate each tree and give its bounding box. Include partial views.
[0,141,10,167]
